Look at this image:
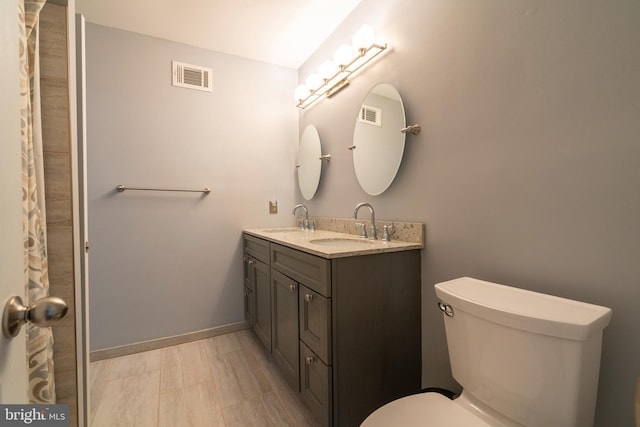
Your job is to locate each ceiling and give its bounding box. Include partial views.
[75,0,362,69]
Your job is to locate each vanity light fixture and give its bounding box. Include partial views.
[295,25,388,109]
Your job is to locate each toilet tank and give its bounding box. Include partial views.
[435,277,612,427]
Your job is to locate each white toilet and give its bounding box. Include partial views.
[361,277,612,427]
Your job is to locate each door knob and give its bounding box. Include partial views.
[2,296,68,339]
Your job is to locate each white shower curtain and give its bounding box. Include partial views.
[17,0,57,404]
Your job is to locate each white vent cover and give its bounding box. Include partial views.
[359,105,382,126]
[172,61,212,92]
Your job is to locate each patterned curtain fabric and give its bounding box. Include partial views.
[17,0,57,404]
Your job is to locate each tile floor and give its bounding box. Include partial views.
[90,329,322,427]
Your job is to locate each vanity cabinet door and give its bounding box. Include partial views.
[243,256,255,327]
[271,269,300,391]
[299,285,331,364]
[300,341,332,427]
[243,234,272,351]
[251,257,271,352]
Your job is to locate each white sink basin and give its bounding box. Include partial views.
[309,238,374,247]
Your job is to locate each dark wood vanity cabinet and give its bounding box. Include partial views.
[242,233,422,427]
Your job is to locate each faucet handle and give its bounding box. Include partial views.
[382,224,395,241]
[356,222,367,239]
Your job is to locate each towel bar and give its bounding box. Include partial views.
[116,185,210,195]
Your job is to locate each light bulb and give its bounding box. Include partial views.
[352,25,375,50]
[305,73,322,91]
[333,44,354,66]
[318,60,338,80]
[295,84,309,101]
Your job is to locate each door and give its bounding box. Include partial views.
[252,258,272,351]
[243,255,256,326]
[271,269,299,390]
[0,0,28,402]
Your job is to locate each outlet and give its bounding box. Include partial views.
[269,200,278,214]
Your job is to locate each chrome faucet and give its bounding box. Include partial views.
[292,204,309,230]
[353,202,377,240]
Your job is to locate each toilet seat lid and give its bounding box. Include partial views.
[361,392,493,427]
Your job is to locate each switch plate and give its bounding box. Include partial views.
[269,200,278,214]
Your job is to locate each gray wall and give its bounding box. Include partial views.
[86,24,298,350]
[298,0,640,425]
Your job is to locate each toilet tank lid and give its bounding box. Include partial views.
[435,277,612,341]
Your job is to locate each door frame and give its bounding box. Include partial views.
[68,4,90,426]
[0,0,29,404]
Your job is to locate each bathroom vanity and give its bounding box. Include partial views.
[242,221,423,427]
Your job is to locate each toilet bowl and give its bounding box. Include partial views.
[361,391,497,427]
[361,277,612,427]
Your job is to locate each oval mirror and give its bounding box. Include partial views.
[352,83,406,195]
[297,124,322,200]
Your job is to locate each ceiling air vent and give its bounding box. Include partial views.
[172,61,212,92]
[359,105,382,126]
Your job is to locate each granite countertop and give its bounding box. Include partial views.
[244,219,424,259]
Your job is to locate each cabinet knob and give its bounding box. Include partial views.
[304,294,314,302]
[305,356,315,365]
[289,284,297,293]
[248,259,255,265]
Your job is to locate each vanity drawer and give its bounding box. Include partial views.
[300,341,332,427]
[243,234,270,265]
[299,285,331,365]
[271,243,331,297]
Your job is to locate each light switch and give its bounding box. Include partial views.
[269,200,278,214]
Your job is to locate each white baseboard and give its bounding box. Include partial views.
[90,321,250,362]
